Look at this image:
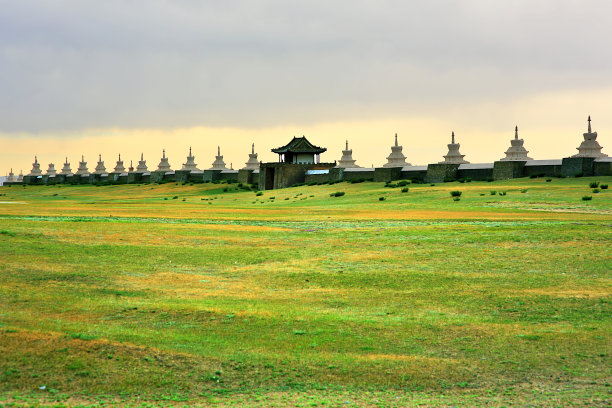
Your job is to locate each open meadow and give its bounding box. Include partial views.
[0,177,611,407]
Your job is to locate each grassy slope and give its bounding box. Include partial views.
[0,177,610,407]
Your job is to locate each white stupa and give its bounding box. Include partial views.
[439,131,469,164]
[572,116,608,158]
[93,154,107,175]
[128,160,134,172]
[181,147,200,171]
[28,156,43,176]
[113,154,126,173]
[156,149,172,172]
[7,169,16,182]
[46,163,57,176]
[60,157,73,175]
[210,146,228,170]
[383,134,410,167]
[75,156,89,175]
[500,126,532,161]
[136,153,148,172]
[17,171,23,182]
[337,140,360,168]
[242,143,259,170]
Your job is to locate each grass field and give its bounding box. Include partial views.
[0,177,610,407]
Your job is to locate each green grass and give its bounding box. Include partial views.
[0,177,611,407]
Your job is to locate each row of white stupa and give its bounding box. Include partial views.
[6,117,608,182]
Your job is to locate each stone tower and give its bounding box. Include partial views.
[439,132,469,164]
[500,126,532,161]
[572,116,608,158]
[337,140,360,168]
[383,134,410,167]
[242,143,259,170]
[210,146,228,170]
[181,147,200,171]
[113,154,126,173]
[156,149,172,172]
[7,169,16,182]
[28,156,43,176]
[60,157,73,175]
[17,171,23,182]
[136,153,148,172]
[46,163,57,176]
[75,156,89,175]
[93,154,107,174]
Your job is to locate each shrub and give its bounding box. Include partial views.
[172,196,178,200]
[486,178,494,182]
[575,172,584,178]
[450,191,462,197]
[589,181,600,188]
[401,187,409,193]
[255,191,263,196]
[499,191,507,196]
[529,174,538,179]
[269,196,275,200]
[453,197,460,202]
[600,184,608,189]
[385,183,398,188]
[308,181,318,186]
[490,191,496,195]
[592,188,600,193]
[443,177,455,183]
[520,189,528,193]
[546,179,552,182]
[330,191,345,197]
[582,196,592,201]
[479,193,485,196]
[222,188,228,192]
[397,180,410,187]
[379,196,386,201]
[349,178,365,184]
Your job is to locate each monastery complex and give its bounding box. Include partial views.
[4,117,611,189]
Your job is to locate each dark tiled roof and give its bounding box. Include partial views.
[271,136,327,154]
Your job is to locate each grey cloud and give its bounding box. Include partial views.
[0,0,611,133]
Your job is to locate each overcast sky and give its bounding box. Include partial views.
[1,0,611,170]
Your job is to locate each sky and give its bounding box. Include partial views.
[1,0,611,175]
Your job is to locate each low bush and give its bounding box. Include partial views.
[490,191,496,195]
[582,196,592,201]
[397,180,410,187]
[172,196,178,200]
[499,191,507,196]
[592,189,600,193]
[450,191,462,197]
[453,197,460,202]
[330,191,345,197]
[600,184,608,189]
[401,187,409,193]
[546,179,552,182]
[379,196,386,201]
[575,172,584,178]
[589,181,600,188]
[520,189,528,193]
[255,191,263,196]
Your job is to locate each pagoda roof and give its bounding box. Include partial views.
[271,136,327,154]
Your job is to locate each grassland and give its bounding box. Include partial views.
[0,177,610,407]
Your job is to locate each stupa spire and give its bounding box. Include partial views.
[337,140,360,168]
[440,131,469,164]
[242,143,259,170]
[501,126,532,161]
[182,146,200,171]
[572,115,607,158]
[210,146,227,170]
[384,134,410,167]
[156,149,172,172]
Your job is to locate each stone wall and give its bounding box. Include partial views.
[493,161,526,180]
[374,167,402,182]
[425,164,459,183]
[457,167,494,181]
[594,159,612,176]
[561,157,595,177]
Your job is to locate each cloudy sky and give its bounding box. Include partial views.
[1,0,611,173]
